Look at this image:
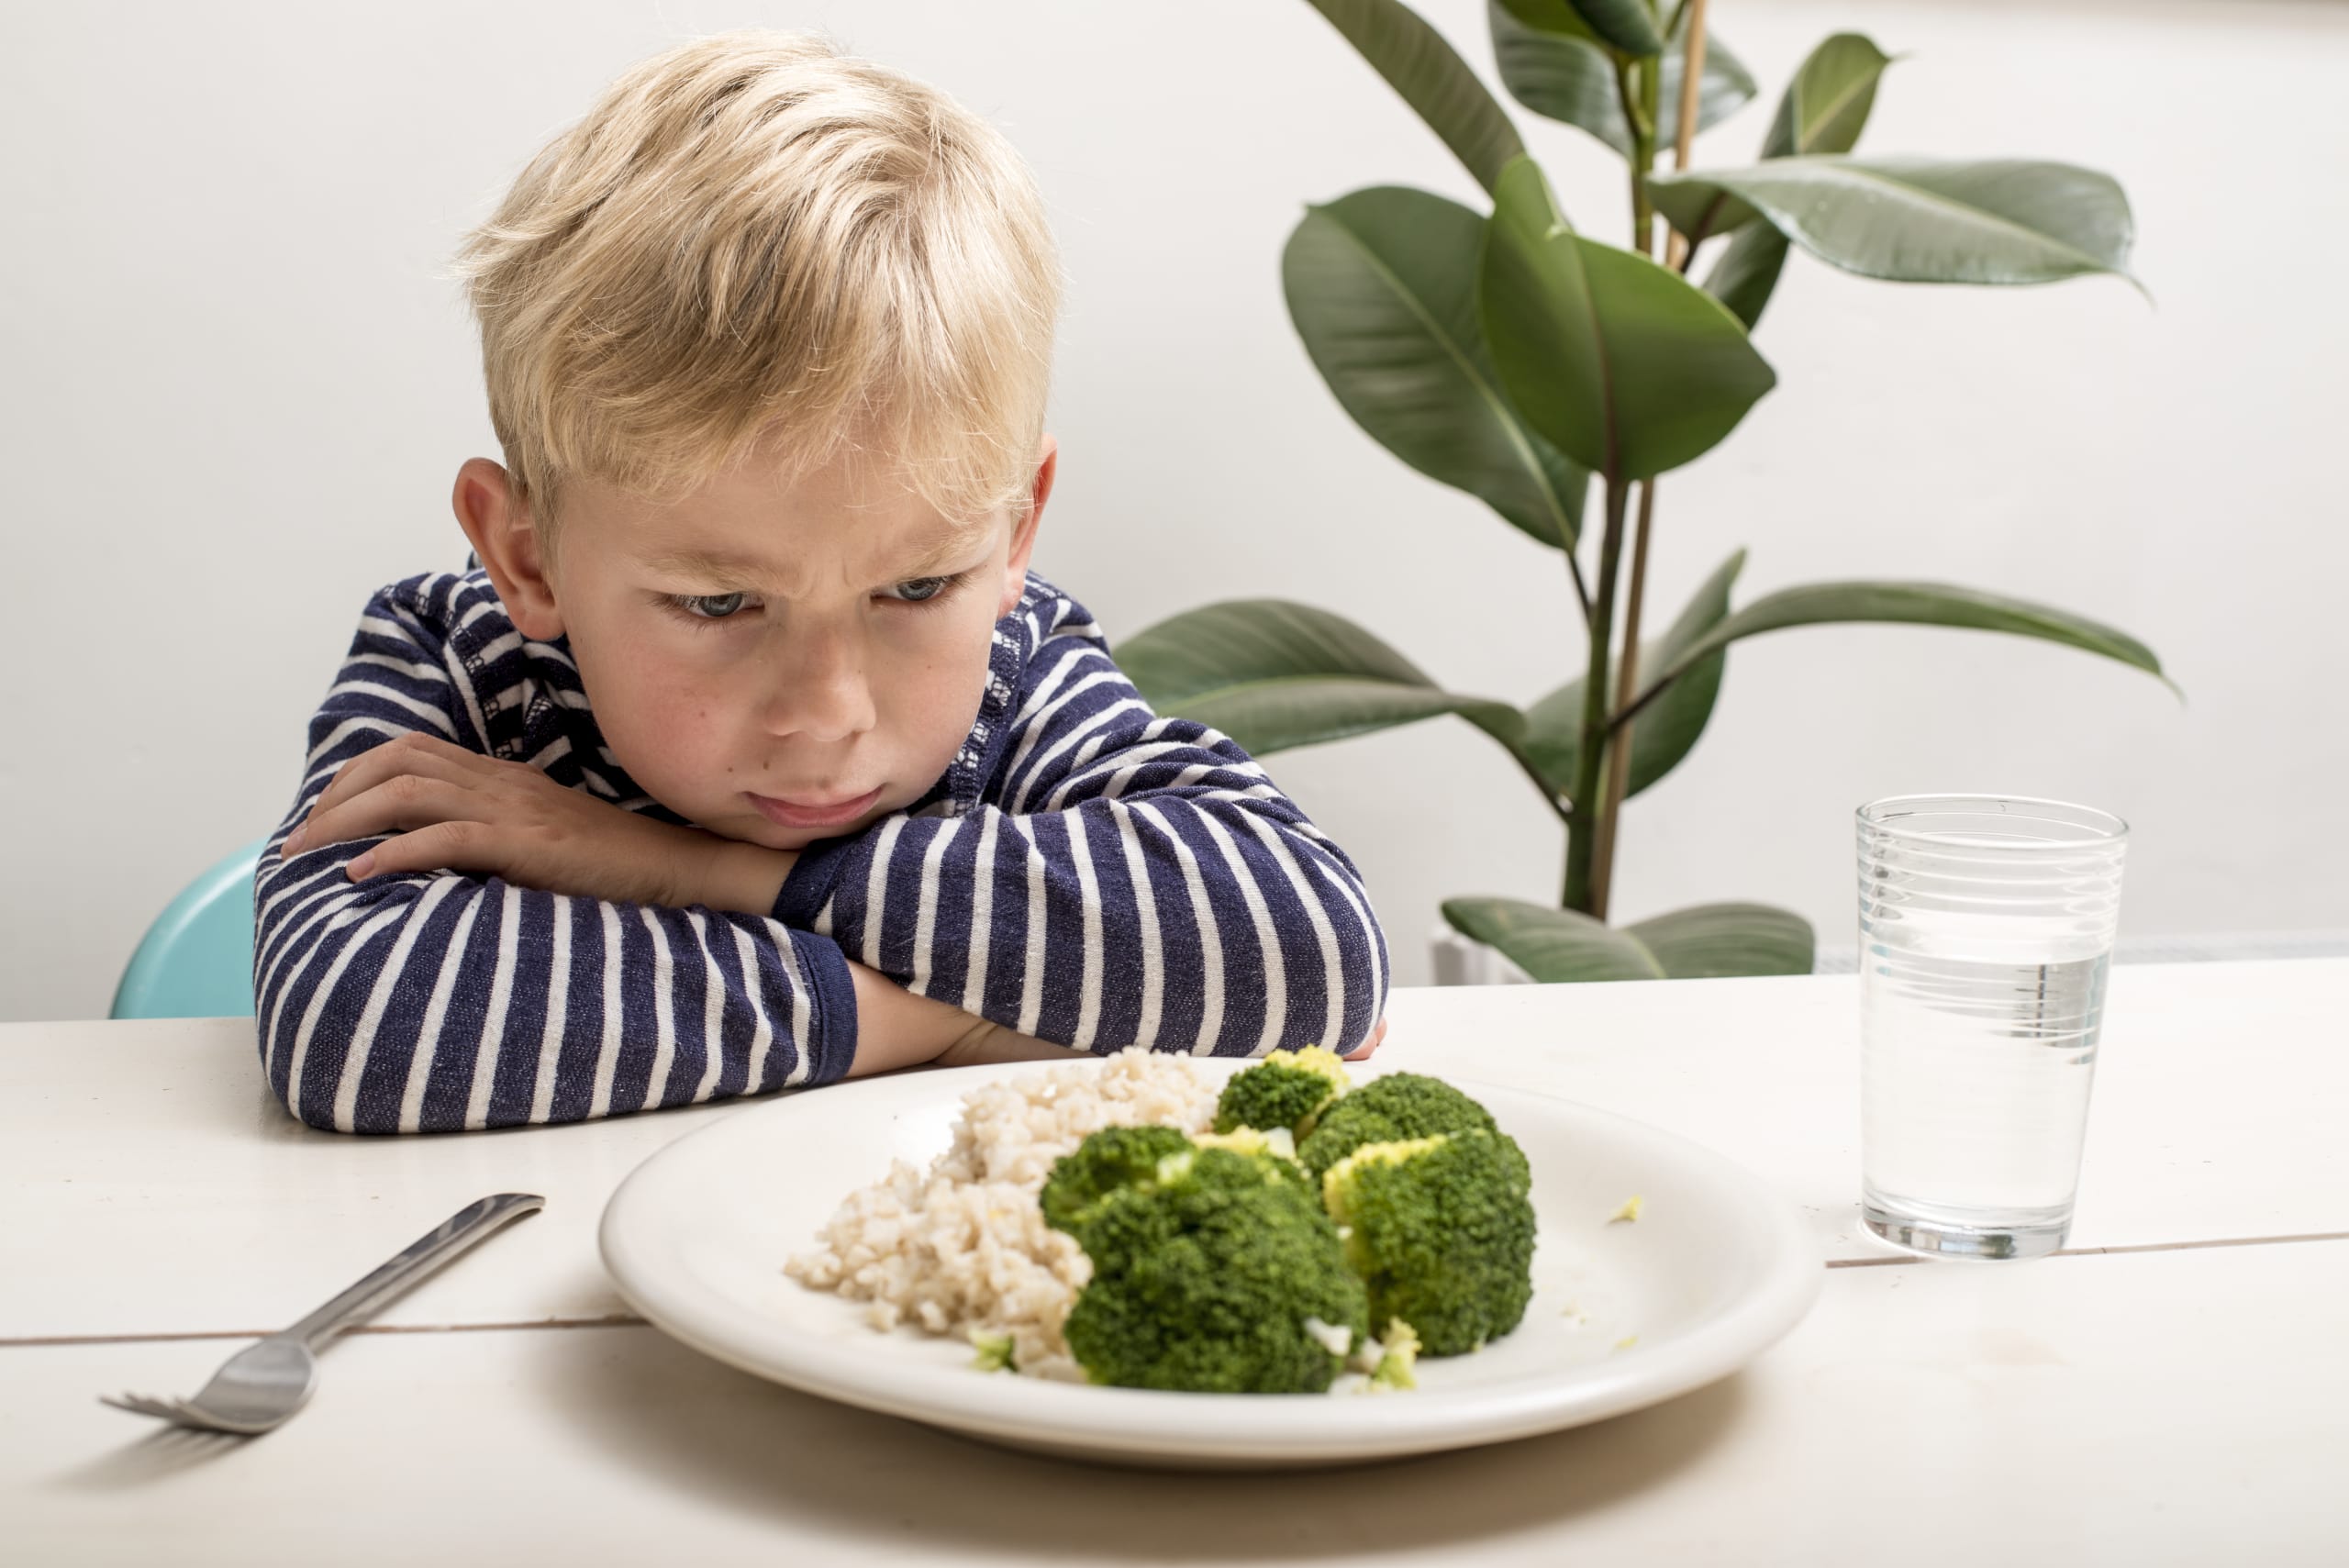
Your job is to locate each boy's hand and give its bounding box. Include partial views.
[1344,1016,1388,1062]
[283,732,796,916]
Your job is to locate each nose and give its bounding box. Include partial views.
[759,622,876,743]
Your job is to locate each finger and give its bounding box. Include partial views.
[305,773,495,859]
[346,819,497,882]
[314,732,488,816]
[293,737,484,849]
[1343,1016,1388,1062]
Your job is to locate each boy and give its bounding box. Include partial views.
[255,30,1388,1135]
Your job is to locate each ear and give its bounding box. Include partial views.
[997,433,1056,617]
[451,458,565,640]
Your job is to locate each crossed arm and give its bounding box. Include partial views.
[280,728,1068,1076]
[256,587,1386,1136]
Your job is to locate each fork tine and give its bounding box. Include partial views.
[103,1389,265,1436]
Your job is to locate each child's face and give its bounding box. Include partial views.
[460,439,1052,851]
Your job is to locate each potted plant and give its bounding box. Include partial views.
[1119,0,2172,984]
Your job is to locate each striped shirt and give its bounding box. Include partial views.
[254,568,1389,1135]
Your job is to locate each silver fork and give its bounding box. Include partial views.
[101,1191,545,1435]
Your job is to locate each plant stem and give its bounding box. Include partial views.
[1614,61,1655,258]
[1504,742,1575,826]
[1590,1,1710,919]
[1639,51,1661,255]
[1562,477,1629,913]
[1563,528,1594,622]
[1664,0,1711,270]
[1609,663,1679,734]
[1588,478,1656,918]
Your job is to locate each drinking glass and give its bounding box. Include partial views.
[1855,795,2129,1260]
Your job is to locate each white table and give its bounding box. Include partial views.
[6,960,2344,1564]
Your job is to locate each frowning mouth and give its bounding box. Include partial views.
[746,785,885,830]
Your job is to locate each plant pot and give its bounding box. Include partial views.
[1428,922,1535,986]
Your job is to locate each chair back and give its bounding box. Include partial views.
[109,838,270,1019]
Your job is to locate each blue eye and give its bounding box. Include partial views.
[674,592,750,619]
[889,576,953,604]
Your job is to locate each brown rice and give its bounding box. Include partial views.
[785,1048,1216,1381]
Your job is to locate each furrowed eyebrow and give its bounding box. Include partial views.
[641,549,764,587]
[895,535,988,579]
[641,531,988,591]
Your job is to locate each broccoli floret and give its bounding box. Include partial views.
[1038,1124,1195,1231]
[1191,1126,1312,1198]
[1193,1124,1292,1161]
[1297,1073,1503,1181]
[1044,1141,1369,1393]
[1214,1045,1351,1138]
[1322,1130,1536,1358]
[1359,1318,1421,1392]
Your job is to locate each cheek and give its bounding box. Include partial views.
[881,607,998,741]
[580,637,739,774]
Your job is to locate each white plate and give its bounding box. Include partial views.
[599,1059,1820,1469]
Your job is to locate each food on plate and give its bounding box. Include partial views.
[1037,1124,1197,1231]
[1044,1137,1369,1394]
[785,1051,1217,1382]
[1296,1071,1503,1181]
[1321,1129,1537,1355]
[1212,1044,1351,1138]
[788,1048,1540,1392]
[1193,1124,1304,1169]
[1357,1318,1422,1391]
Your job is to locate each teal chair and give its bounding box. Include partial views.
[110,837,272,1019]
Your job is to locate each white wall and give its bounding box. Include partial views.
[4,0,2343,1020]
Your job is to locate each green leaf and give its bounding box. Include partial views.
[1305,0,1527,195]
[1634,580,2175,709]
[1118,598,1524,758]
[1489,1,1756,160]
[1494,0,1664,57]
[1442,896,1814,981]
[1691,33,1892,326]
[1702,223,1788,328]
[1493,0,1603,43]
[1284,188,1587,550]
[1444,897,1659,981]
[1651,157,2137,286]
[1765,33,1894,160]
[1521,550,1744,799]
[1567,0,1664,56]
[1677,34,1896,239]
[1480,158,1776,481]
[1625,903,1816,978]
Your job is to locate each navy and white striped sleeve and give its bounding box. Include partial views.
[252,586,857,1135]
[775,592,1389,1059]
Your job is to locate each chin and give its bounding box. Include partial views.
[672,806,803,852]
[742,820,825,851]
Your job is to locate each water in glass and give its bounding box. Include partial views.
[1856,797,2128,1260]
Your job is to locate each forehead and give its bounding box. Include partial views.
[572,451,993,590]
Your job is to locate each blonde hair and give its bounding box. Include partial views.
[454,29,1061,536]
